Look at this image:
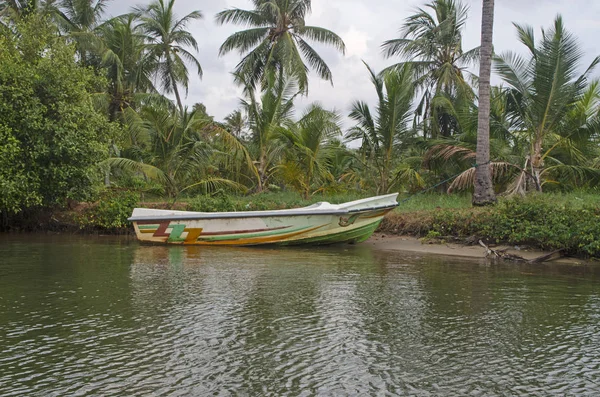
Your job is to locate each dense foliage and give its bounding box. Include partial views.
[382,194,600,257]
[77,190,139,231]
[0,18,114,216]
[0,0,598,224]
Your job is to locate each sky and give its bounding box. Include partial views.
[106,0,600,126]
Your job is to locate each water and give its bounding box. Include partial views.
[1,235,600,396]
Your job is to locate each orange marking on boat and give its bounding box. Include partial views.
[183,228,203,244]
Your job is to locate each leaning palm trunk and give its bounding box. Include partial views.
[172,82,184,115]
[472,0,497,206]
[167,57,184,115]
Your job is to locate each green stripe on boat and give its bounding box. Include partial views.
[278,220,382,246]
[138,225,159,230]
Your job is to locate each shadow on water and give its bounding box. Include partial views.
[2,234,600,395]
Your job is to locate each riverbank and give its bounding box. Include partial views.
[375,195,600,259]
[3,191,599,259]
[365,235,593,264]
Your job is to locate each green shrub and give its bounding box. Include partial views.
[384,194,600,257]
[186,193,237,212]
[78,190,139,231]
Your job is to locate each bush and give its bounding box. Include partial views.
[382,194,600,257]
[77,190,139,231]
[186,193,237,212]
[0,18,118,218]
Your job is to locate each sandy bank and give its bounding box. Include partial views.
[365,235,592,265]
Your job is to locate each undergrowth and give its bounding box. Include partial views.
[381,194,600,257]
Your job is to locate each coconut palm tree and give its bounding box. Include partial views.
[424,87,522,193]
[382,0,477,138]
[242,72,299,192]
[56,0,110,65]
[98,14,157,121]
[495,16,600,192]
[472,0,496,206]
[347,63,416,194]
[105,106,243,200]
[278,104,342,197]
[215,0,346,94]
[136,0,203,115]
[224,109,247,138]
[426,82,600,194]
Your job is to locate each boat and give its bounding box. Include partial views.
[128,193,398,246]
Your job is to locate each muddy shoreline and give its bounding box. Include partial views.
[365,235,594,265]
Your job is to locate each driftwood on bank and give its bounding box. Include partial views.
[478,240,564,263]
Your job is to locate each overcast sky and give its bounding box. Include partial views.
[106,0,600,126]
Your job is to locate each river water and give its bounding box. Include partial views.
[1,235,600,396]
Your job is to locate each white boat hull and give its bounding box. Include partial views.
[128,194,398,246]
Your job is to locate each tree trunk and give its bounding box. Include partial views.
[257,147,267,193]
[472,0,497,206]
[167,55,184,115]
[172,79,184,115]
[529,137,544,192]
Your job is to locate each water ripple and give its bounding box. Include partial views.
[1,238,600,395]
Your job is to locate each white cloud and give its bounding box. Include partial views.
[342,27,370,58]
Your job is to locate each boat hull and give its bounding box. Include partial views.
[129,194,397,247]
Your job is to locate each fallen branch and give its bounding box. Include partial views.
[528,249,564,264]
[478,240,564,263]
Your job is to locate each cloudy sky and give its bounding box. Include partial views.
[107,0,600,126]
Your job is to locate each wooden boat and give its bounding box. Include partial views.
[128,193,398,246]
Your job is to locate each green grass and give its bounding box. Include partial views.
[395,191,599,212]
[395,193,472,212]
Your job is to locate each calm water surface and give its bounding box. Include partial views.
[1,234,600,396]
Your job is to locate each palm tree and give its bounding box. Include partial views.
[98,14,157,121]
[224,109,247,138]
[347,63,416,194]
[472,0,496,206]
[136,0,203,115]
[56,0,109,65]
[242,72,299,192]
[426,83,600,194]
[495,16,600,192]
[106,106,243,201]
[527,82,600,191]
[424,87,522,193]
[278,104,342,197]
[382,0,477,138]
[215,0,346,94]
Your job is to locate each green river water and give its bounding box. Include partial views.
[1,234,600,396]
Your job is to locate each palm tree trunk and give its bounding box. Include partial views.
[166,55,185,114]
[472,0,497,206]
[530,137,544,192]
[172,78,184,115]
[257,147,267,193]
[382,148,392,194]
